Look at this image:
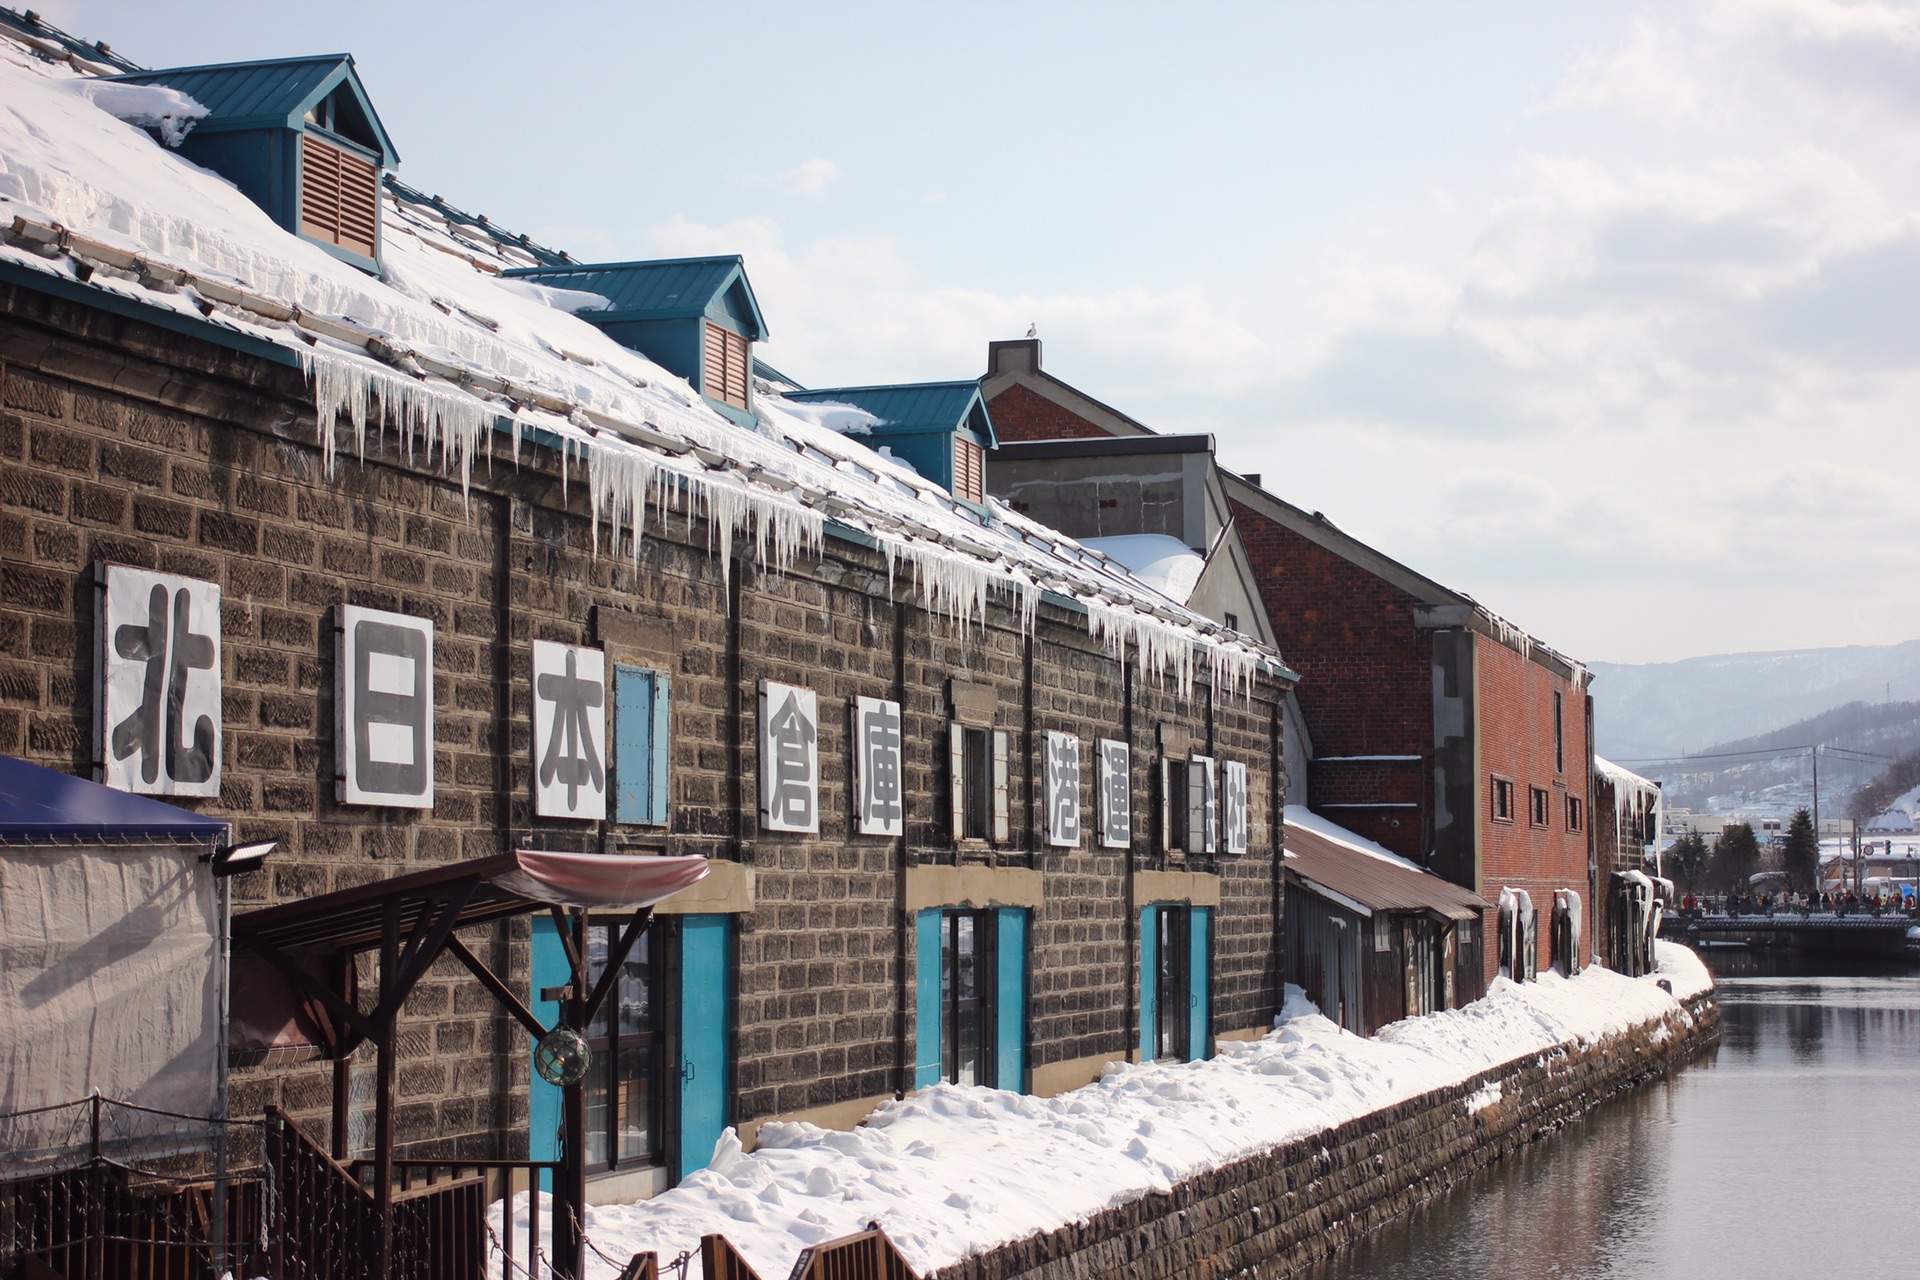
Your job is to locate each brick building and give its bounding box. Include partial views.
[982,338,1596,982]
[0,26,1292,1213]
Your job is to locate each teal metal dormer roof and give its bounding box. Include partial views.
[786,381,998,448]
[109,54,399,167]
[501,256,768,341]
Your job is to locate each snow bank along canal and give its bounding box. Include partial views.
[511,944,1715,1278]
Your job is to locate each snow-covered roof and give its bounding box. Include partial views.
[1080,535,1206,606]
[1282,805,1424,873]
[0,43,1291,696]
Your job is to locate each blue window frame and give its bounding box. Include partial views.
[1139,904,1212,1063]
[915,907,1027,1091]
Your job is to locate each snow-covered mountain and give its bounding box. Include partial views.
[1589,640,1920,761]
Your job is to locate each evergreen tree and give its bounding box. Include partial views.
[1713,823,1762,895]
[1782,808,1819,895]
[1669,831,1711,893]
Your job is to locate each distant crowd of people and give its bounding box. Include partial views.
[1677,890,1918,918]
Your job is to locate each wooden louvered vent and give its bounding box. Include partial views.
[300,133,379,260]
[953,437,985,503]
[704,322,750,410]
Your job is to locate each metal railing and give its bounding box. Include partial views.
[0,1095,266,1280]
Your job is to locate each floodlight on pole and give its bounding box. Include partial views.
[204,838,278,878]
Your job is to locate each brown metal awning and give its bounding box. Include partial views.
[229,849,710,1280]
[233,849,709,955]
[1285,821,1488,921]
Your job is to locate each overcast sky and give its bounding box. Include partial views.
[56,1,1920,665]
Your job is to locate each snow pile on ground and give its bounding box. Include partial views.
[515,961,1711,1279]
[1654,938,1714,1001]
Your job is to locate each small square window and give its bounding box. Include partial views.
[1223,612,1240,633]
[1529,786,1550,828]
[1492,777,1515,823]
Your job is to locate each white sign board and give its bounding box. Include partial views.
[97,564,221,796]
[1097,738,1130,849]
[532,639,607,819]
[853,695,903,837]
[1046,730,1082,849]
[760,681,819,833]
[337,605,434,808]
[1223,760,1249,855]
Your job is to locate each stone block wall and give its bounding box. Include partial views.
[927,995,1721,1280]
[0,282,1290,1168]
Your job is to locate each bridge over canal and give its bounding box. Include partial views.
[1662,911,1920,959]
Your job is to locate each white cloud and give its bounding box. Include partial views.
[775,158,842,198]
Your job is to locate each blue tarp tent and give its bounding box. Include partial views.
[0,751,228,843]
[0,753,226,1128]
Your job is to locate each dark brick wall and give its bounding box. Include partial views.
[0,282,1288,1165]
[927,994,1721,1280]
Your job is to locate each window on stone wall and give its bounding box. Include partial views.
[582,918,663,1173]
[1567,795,1584,833]
[941,909,996,1086]
[1152,905,1191,1061]
[1492,776,1515,823]
[950,723,1008,843]
[1162,758,1191,852]
[1530,786,1551,828]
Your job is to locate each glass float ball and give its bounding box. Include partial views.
[534,1028,590,1087]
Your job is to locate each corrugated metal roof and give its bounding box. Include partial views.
[1285,821,1488,920]
[786,381,997,445]
[109,55,399,166]
[503,257,768,338]
[114,55,343,125]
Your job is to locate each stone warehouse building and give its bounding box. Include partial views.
[0,25,1294,1209]
[982,338,1597,985]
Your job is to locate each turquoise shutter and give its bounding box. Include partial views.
[914,910,943,1088]
[675,915,730,1179]
[993,908,1027,1093]
[1188,907,1212,1061]
[526,916,568,1189]
[1138,906,1159,1061]
[650,674,671,826]
[614,665,653,824]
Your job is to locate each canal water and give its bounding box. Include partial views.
[1306,950,1920,1280]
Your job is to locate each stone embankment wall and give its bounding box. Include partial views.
[929,994,1721,1280]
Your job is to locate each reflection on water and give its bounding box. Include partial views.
[1306,953,1920,1280]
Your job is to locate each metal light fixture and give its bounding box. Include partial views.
[204,838,279,878]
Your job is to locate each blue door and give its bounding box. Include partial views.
[675,915,730,1179]
[1138,905,1160,1062]
[1188,907,1212,1061]
[993,908,1028,1092]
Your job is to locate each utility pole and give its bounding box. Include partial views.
[1811,745,1820,892]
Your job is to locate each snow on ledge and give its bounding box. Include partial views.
[525,962,1712,1279]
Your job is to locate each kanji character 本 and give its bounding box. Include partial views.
[766,688,818,829]
[859,698,902,831]
[537,647,605,810]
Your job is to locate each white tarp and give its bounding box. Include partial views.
[0,844,218,1125]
